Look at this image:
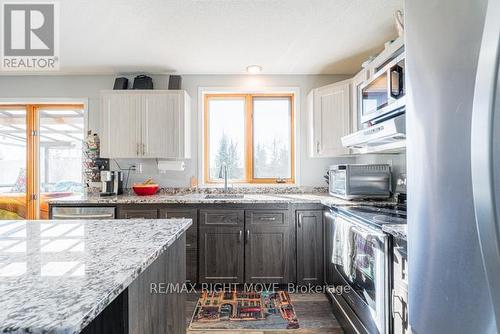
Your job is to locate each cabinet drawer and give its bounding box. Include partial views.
[246,210,288,226]
[200,209,244,227]
[160,209,197,248]
[118,208,158,219]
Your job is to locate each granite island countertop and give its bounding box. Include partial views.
[48,192,395,207]
[0,218,192,334]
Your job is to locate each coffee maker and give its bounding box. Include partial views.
[100,171,124,196]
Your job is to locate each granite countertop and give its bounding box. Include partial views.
[48,192,395,207]
[0,218,192,334]
[382,224,408,240]
[48,193,303,204]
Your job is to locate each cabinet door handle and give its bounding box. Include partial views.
[392,289,404,320]
[238,230,242,243]
[246,230,250,243]
[142,143,146,155]
[316,141,320,153]
[391,289,396,319]
[298,215,302,228]
[136,143,140,156]
[259,217,276,221]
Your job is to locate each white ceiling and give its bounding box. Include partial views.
[32,0,402,75]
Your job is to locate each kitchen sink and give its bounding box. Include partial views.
[204,194,245,199]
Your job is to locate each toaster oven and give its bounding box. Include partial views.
[329,164,392,200]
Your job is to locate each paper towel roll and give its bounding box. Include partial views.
[157,160,185,172]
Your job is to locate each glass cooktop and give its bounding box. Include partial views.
[339,204,407,226]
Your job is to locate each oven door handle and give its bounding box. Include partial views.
[337,214,387,238]
[351,225,387,239]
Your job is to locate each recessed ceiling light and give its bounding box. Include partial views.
[246,65,262,74]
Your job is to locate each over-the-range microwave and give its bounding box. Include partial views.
[360,52,406,124]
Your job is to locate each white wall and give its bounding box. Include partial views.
[0,74,355,187]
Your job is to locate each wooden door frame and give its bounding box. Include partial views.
[26,105,39,219]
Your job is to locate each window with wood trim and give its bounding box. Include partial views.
[204,94,294,184]
[0,104,85,220]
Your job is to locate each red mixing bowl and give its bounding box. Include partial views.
[132,184,159,196]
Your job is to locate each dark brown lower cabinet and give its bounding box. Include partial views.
[199,209,295,284]
[199,226,244,283]
[245,210,293,283]
[104,205,327,287]
[159,208,198,283]
[296,210,324,285]
[199,209,245,283]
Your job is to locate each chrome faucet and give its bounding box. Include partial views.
[218,162,228,193]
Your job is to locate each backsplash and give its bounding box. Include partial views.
[354,153,406,191]
[88,184,328,195]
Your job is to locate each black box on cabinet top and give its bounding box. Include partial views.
[113,77,128,90]
[132,75,154,89]
[168,75,182,90]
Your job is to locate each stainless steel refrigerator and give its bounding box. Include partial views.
[405,0,499,333]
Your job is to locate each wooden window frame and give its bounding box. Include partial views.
[0,103,84,219]
[203,93,295,184]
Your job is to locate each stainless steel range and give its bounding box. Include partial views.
[325,204,406,334]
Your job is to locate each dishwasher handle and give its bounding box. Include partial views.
[52,213,115,219]
[51,207,116,220]
[52,213,114,219]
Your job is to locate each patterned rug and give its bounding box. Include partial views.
[189,290,300,330]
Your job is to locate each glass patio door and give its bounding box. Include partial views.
[0,104,84,220]
[38,106,85,219]
[0,106,28,220]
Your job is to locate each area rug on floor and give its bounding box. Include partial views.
[189,290,300,330]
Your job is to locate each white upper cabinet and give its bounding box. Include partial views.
[308,79,351,157]
[100,93,142,158]
[100,90,191,159]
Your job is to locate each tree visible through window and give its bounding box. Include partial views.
[215,133,242,179]
[204,94,294,183]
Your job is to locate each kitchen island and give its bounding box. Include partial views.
[0,218,191,334]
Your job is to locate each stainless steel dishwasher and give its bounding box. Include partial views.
[51,207,115,220]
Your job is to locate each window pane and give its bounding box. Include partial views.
[0,109,27,220]
[208,99,245,180]
[253,97,292,179]
[39,108,84,219]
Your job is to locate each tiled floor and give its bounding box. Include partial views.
[185,292,344,334]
